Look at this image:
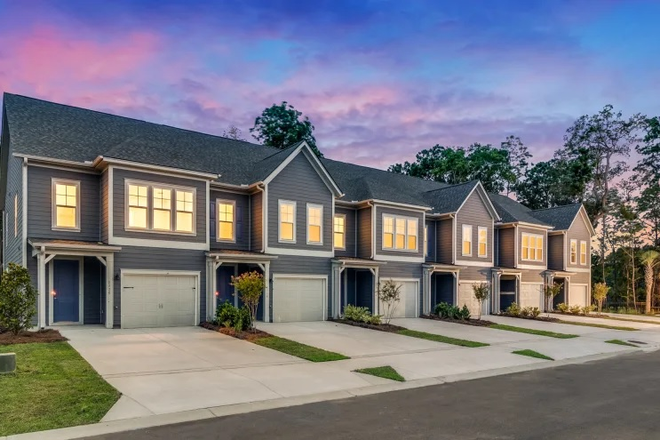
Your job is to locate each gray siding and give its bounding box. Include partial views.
[425,220,436,262]
[334,206,356,257]
[459,266,489,281]
[518,226,547,267]
[566,213,592,270]
[27,166,100,242]
[521,269,544,283]
[374,205,424,258]
[113,168,207,243]
[267,153,333,251]
[210,189,250,251]
[356,207,372,259]
[497,227,515,268]
[548,234,564,270]
[570,271,590,284]
[114,246,207,327]
[455,190,493,263]
[251,191,263,251]
[100,170,109,242]
[436,218,453,264]
[4,155,23,265]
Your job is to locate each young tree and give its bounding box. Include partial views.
[222,125,246,141]
[0,263,38,335]
[500,135,531,196]
[472,282,490,320]
[250,102,322,157]
[378,279,401,324]
[544,282,563,315]
[231,271,264,331]
[639,250,659,315]
[592,282,610,315]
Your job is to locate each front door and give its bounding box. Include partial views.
[53,259,80,323]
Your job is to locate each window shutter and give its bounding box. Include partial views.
[236,205,243,241]
[210,200,216,239]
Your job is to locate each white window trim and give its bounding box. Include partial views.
[521,232,544,262]
[580,240,587,265]
[124,179,197,236]
[306,203,324,246]
[216,199,236,243]
[382,213,418,252]
[334,213,346,250]
[478,226,488,258]
[462,224,472,257]
[278,199,297,243]
[51,178,81,232]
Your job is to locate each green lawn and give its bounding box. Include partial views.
[396,329,489,347]
[605,339,639,347]
[254,336,349,362]
[489,324,578,339]
[512,349,554,361]
[0,342,120,436]
[556,320,638,332]
[354,366,405,382]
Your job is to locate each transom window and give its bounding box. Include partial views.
[307,204,323,245]
[279,200,296,242]
[126,181,195,234]
[334,214,345,249]
[52,179,80,230]
[478,227,487,258]
[383,214,418,251]
[570,239,578,264]
[217,200,235,241]
[522,233,543,261]
[462,225,472,256]
[580,241,587,265]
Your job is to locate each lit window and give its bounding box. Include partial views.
[279,200,296,242]
[383,214,418,251]
[407,219,418,250]
[175,190,194,232]
[218,201,235,241]
[478,227,487,257]
[462,225,472,256]
[383,216,394,248]
[570,239,578,264]
[334,214,345,249]
[580,241,587,265]
[53,180,79,229]
[522,233,544,262]
[307,204,323,244]
[128,184,148,229]
[152,187,172,231]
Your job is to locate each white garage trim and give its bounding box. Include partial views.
[120,269,200,328]
[385,278,420,318]
[272,274,328,322]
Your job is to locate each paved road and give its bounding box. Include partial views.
[88,350,659,440]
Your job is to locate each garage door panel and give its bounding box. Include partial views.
[382,280,418,318]
[570,284,588,307]
[273,277,325,323]
[520,284,543,309]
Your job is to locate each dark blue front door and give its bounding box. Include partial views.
[53,259,80,323]
[216,265,235,308]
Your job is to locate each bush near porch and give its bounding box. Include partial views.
[419,302,495,327]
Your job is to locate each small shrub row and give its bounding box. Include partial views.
[503,303,541,318]
[215,300,252,332]
[343,304,382,325]
[434,302,471,320]
[555,303,595,316]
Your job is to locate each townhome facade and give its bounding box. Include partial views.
[0,94,594,329]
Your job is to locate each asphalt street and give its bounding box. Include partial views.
[86,350,660,440]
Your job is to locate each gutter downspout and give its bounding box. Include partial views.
[255,183,266,253]
[367,201,375,259]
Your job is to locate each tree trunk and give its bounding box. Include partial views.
[646,264,653,315]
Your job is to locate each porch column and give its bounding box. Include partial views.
[105,254,114,329]
[330,262,343,318]
[372,267,380,315]
[262,262,271,323]
[37,251,46,329]
[491,271,501,314]
[422,267,433,314]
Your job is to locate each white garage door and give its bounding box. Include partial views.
[570,284,588,307]
[382,280,418,318]
[519,283,543,309]
[273,276,326,323]
[122,272,197,329]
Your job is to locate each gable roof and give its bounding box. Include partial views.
[489,193,552,227]
[530,204,582,231]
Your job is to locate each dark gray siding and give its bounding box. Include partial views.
[455,190,493,263]
[113,168,207,243]
[566,213,591,270]
[251,191,263,251]
[210,189,249,251]
[100,170,109,242]
[334,206,356,257]
[436,218,453,264]
[83,256,104,324]
[459,266,489,281]
[4,155,24,265]
[114,247,207,326]
[374,205,424,258]
[267,152,333,251]
[27,254,39,325]
[548,234,564,270]
[356,207,372,258]
[497,227,515,268]
[518,226,547,267]
[28,166,100,242]
[425,220,436,262]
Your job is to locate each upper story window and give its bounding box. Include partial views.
[462,224,472,256]
[52,179,80,230]
[334,214,345,250]
[522,232,543,262]
[478,227,487,258]
[217,200,235,241]
[580,241,587,265]
[383,214,418,251]
[126,181,196,234]
[279,200,296,243]
[307,204,323,245]
[570,239,577,264]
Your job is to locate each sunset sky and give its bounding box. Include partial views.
[0,0,658,169]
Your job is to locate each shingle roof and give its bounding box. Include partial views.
[489,193,551,226]
[422,181,479,214]
[530,204,582,231]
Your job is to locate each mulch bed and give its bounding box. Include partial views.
[420,314,494,327]
[200,321,271,342]
[0,328,67,346]
[501,314,559,322]
[329,318,406,333]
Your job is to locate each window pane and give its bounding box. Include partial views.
[407,219,417,237]
[176,211,193,232]
[407,235,417,250]
[309,207,321,225]
[153,209,171,230]
[479,242,487,256]
[536,248,542,260]
[384,216,394,233]
[129,206,147,228]
[396,218,405,235]
[334,232,345,248]
[56,206,76,228]
[281,222,293,240]
[463,241,471,255]
[396,233,405,249]
[522,235,529,247]
[219,203,234,222]
[309,224,321,243]
[219,221,234,240]
[153,188,171,210]
[177,191,194,212]
[522,247,529,259]
[384,233,393,248]
[129,185,148,207]
[280,203,294,223]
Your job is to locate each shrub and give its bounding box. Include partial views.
[520,306,531,318]
[459,305,471,320]
[367,314,382,325]
[530,307,541,318]
[581,305,595,315]
[231,271,264,330]
[544,282,563,313]
[344,305,381,324]
[0,263,38,335]
[434,302,470,320]
[216,300,251,332]
[556,303,569,313]
[569,305,582,315]
[472,282,489,320]
[378,279,401,324]
[505,302,521,317]
[434,302,451,318]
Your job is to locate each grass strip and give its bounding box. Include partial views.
[354,366,405,382]
[397,329,489,347]
[605,339,639,347]
[512,349,554,361]
[489,324,578,339]
[254,336,349,362]
[0,342,120,436]
[556,320,638,332]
